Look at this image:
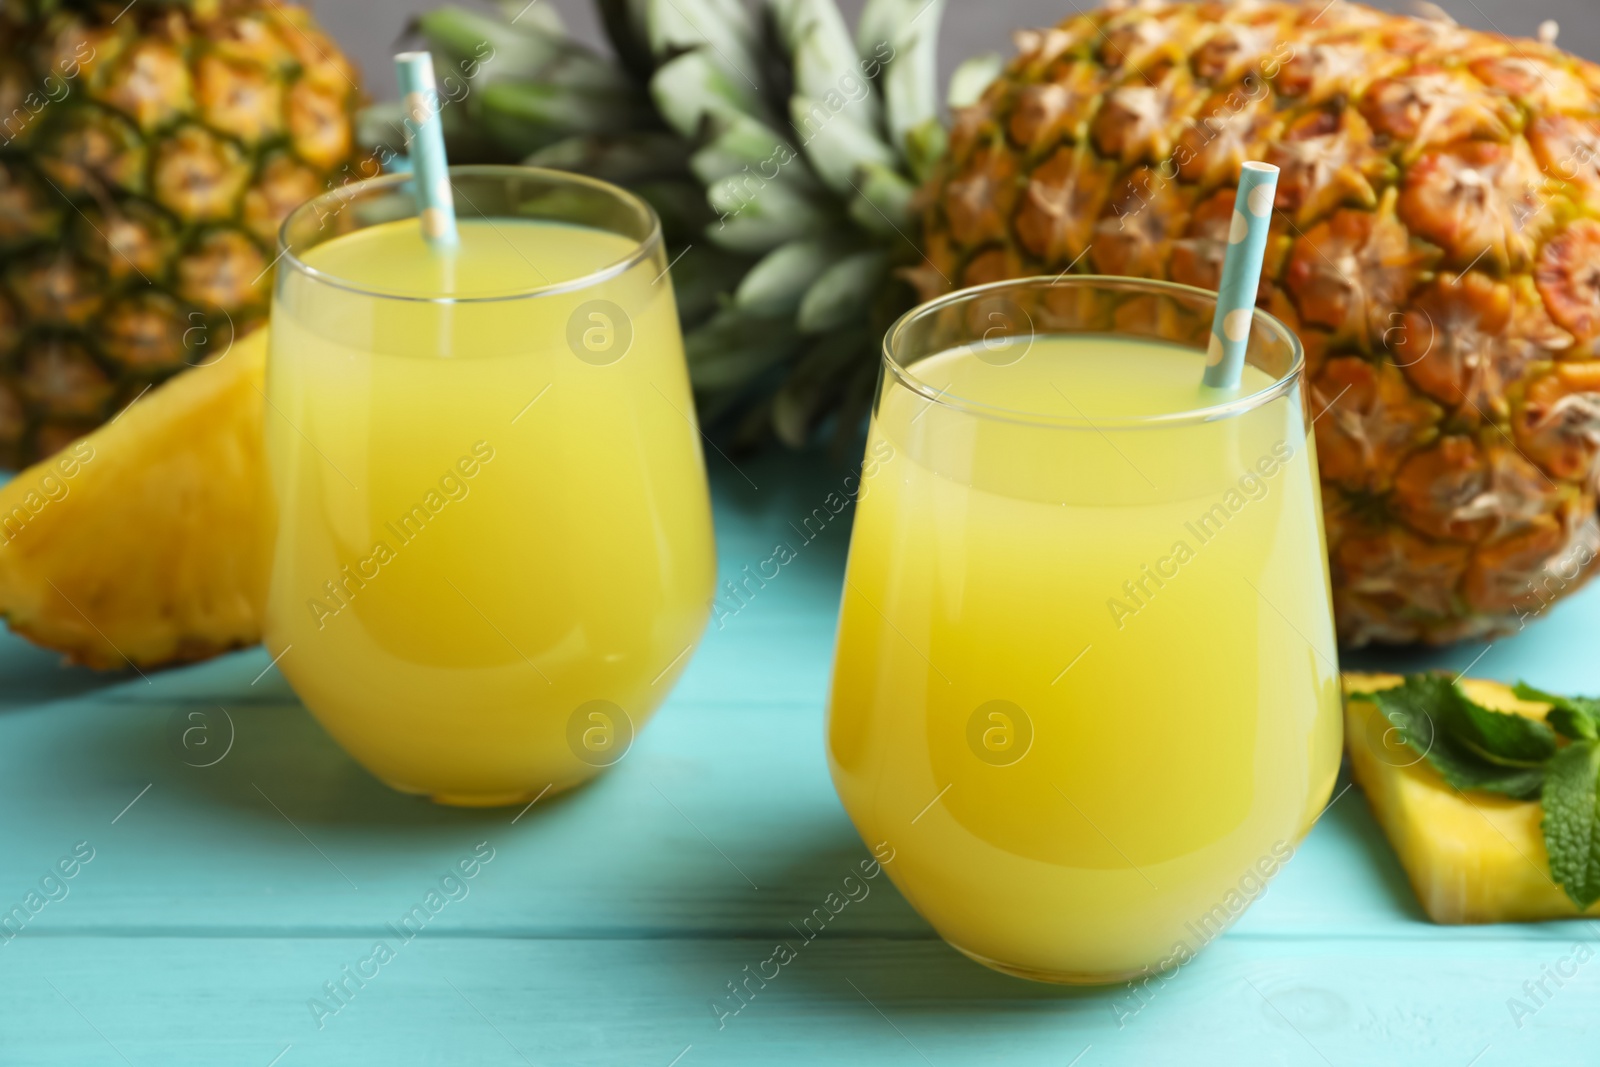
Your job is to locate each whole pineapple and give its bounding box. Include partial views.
[917,0,1600,645]
[0,0,362,466]
[411,0,1600,646]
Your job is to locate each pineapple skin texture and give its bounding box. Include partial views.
[0,0,363,466]
[1344,672,1600,923]
[0,328,268,669]
[920,1,1600,645]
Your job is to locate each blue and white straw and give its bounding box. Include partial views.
[394,51,458,247]
[1201,161,1279,391]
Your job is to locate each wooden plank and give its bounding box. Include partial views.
[3,935,1595,1066]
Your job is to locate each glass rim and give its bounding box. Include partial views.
[882,275,1306,430]
[277,164,664,305]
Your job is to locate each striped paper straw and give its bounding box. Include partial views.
[395,52,458,247]
[1201,161,1279,391]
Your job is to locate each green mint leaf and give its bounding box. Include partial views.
[1442,684,1559,767]
[1548,708,1600,743]
[1540,739,1600,910]
[1514,682,1600,741]
[1361,676,1545,800]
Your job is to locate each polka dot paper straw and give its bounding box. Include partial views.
[1202,161,1279,391]
[394,52,459,247]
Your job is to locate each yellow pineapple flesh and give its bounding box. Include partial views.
[1345,671,1600,923]
[0,328,268,669]
[919,1,1600,645]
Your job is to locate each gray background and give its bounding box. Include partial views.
[320,0,1600,100]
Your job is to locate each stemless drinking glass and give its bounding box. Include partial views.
[827,276,1343,983]
[263,166,714,806]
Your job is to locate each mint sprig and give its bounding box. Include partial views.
[1365,675,1552,800]
[1359,673,1600,909]
[1541,740,1600,910]
[1514,683,1600,742]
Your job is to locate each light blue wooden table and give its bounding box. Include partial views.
[3,451,1596,1066]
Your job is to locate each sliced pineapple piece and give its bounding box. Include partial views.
[0,329,269,669]
[1345,672,1600,923]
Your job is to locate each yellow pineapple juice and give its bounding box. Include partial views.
[265,192,713,806]
[828,330,1342,982]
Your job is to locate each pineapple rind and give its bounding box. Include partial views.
[0,0,362,465]
[1344,671,1600,923]
[0,328,269,669]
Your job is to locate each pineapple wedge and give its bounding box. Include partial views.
[1345,672,1600,923]
[0,330,270,670]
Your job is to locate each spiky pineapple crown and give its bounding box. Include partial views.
[396,0,976,449]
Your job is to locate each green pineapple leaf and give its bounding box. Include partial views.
[629,179,715,242]
[492,0,567,34]
[688,114,799,184]
[650,51,769,140]
[414,6,557,72]
[594,0,655,79]
[788,94,895,196]
[665,244,755,327]
[848,162,915,237]
[525,132,692,184]
[798,250,889,334]
[706,176,834,253]
[867,0,947,155]
[686,307,803,390]
[646,0,765,89]
[854,0,903,67]
[903,117,949,184]
[772,326,871,447]
[770,0,884,133]
[475,81,643,156]
[736,238,852,317]
[948,52,1003,109]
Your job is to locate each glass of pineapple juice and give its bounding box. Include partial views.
[827,276,1343,983]
[263,166,715,807]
